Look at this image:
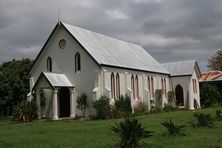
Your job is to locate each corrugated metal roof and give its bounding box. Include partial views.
[161,60,196,76]
[62,22,169,74]
[201,71,222,80]
[43,72,73,87]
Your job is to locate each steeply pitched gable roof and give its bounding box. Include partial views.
[62,22,169,74]
[161,60,200,77]
[30,21,169,74]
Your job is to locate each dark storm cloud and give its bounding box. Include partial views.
[0,0,222,71]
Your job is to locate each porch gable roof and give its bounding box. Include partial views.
[33,72,73,90]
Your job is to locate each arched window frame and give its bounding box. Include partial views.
[148,77,151,96]
[135,75,139,99]
[75,52,81,72]
[194,79,197,94]
[151,77,154,98]
[161,78,164,90]
[116,73,120,98]
[164,78,167,97]
[47,57,52,72]
[131,75,135,99]
[111,73,115,99]
[192,79,195,94]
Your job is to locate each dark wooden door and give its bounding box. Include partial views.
[175,85,184,106]
[59,87,70,117]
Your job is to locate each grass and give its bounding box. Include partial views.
[0,107,222,148]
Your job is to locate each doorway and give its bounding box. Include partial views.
[175,85,184,106]
[59,87,70,117]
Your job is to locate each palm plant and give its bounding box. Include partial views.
[77,93,88,119]
[191,112,214,128]
[162,119,186,137]
[111,115,154,147]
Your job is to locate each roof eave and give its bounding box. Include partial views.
[101,64,170,75]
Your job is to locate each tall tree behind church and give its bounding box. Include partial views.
[0,59,33,116]
[207,49,222,71]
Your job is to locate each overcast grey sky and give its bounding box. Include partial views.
[0,0,222,72]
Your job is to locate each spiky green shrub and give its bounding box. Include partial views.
[13,100,38,122]
[111,115,154,147]
[77,93,88,119]
[162,119,186,137]
[191,112,214,128]
[93,96,111,119]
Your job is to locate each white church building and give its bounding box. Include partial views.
[28,22,201,120]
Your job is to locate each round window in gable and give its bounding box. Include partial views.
[59,39,66,49]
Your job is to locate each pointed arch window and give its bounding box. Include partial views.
[148,77,151,94]
[111,73,115,98]
[131,75,135,99]
[194,79,197,94]
[116,73,120,98]
[151,77,154,98]
[192,79,195,93]
[47,57,52,72]
[135,75,139,99]
[161,78,164,90]
[164,78,167,97]
[75,52,81,72]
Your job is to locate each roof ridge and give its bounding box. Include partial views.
[161,60,196,65]
[61,21,142,48]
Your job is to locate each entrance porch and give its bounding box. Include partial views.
[32,72,76,120]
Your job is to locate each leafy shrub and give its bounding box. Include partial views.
[216,109,222,119]
[111,115,154,147]
[190,112,214,128]
[77,93,88,119]
[150,106,162,114]
[162,119,186,137]
[200,84,221,107]
[163,105,177,112]
[13,100,38,122]
[93,96,111,119]
[135,102,148,116]
[115,95,132,113]
[155,89,163,109]
[167,91,175,103]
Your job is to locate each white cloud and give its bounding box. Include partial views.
[105,9,130,20]
[140,34,200,48]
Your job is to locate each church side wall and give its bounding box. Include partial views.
[101,66,170,107]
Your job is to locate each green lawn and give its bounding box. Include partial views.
[0,107,222,148]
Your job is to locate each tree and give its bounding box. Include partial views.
[0,59,33,116]
[207,49,222,70]
[77,93,88,119]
